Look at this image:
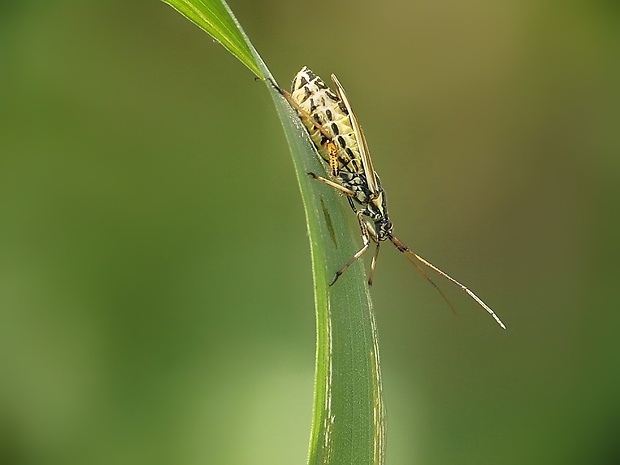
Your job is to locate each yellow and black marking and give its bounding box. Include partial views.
[291,67,364,177]
[273,67,506,329]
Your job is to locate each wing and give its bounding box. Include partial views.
[330,74,380,195]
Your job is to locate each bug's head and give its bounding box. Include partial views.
[369,190,392,240]
[376,217,393,241]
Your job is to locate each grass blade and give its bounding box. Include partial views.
[162,0,262,78]
[270,90,386,465]
[162,1,386,463]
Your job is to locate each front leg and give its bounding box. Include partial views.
[330,210,373,286]
[307,172,355,197]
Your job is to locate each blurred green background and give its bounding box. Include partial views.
[1,1,619,464]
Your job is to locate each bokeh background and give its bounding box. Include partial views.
[1,1,619,464]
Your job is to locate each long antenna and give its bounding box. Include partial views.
[389,235,506,329]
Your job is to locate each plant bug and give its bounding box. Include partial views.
[273,67,506,329]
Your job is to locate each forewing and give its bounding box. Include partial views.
[330,74,380,195]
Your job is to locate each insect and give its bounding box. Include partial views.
[274,66,506,329]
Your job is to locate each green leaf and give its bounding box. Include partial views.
[162,0,262,78]
[162,1,385,463]
[269,90,386,465]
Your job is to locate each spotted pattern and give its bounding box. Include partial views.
[290,67,392,229]
[291,67,364,176]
